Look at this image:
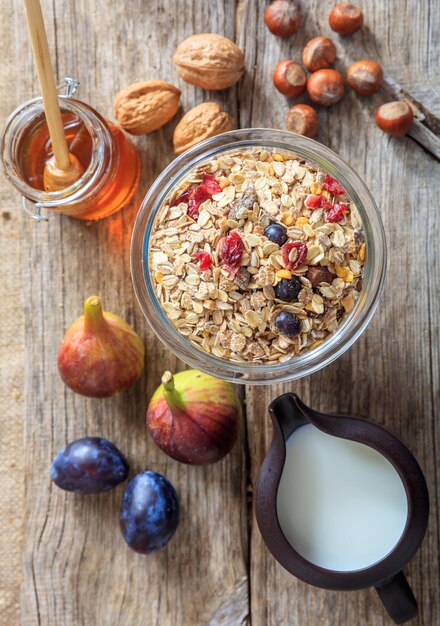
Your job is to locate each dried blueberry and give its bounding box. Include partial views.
[275,311,302,338]
[275,277,302,302]
[264,223,288,246]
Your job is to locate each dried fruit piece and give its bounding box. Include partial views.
[286,104,319,138]
[275,311,302,337]
[326,203,347,222]
[219,231,244,275]
[264,0,301,37]
[264,223,288,246]
[171,174,222,219]
[322,174,345,196]
[275,276,302,301]
[306,266,335,287]
[273,60,307,97]
[305,194,331,209]
[114,80,180,135]
[302,36,336,72]
[173,34,244,90]
[173,102,233,154]
[193,251,212,271]
[281,242,307,270]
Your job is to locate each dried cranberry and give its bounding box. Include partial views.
[322,175,345,196]
[170,174,222,219]
[326,203,347,223]
[219,231,244,275]
[305,194,331,210]
[193,251,212,271]
[199,173,222,196]
[170,187,195,207]
[281,242,308,270]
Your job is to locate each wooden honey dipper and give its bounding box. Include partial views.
[23,0,84,191]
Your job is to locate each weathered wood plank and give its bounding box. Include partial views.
[17,1,247,625]
[240,1,440,625]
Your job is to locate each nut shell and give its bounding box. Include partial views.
[329,3,363,35]
[173,34,244,90]
[307,69,345,106]
[302,37,336,72]
[173,102,233,155]
[286,104,319,138]
[114,80,180,135]
[347,60,383,95]
[273,61,307,97]
[375,101,414,136]
[264,0,301,37]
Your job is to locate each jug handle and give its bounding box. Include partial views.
[375,571,418,624]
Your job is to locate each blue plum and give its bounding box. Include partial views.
[50,437,129,494]
[120,471,179,554]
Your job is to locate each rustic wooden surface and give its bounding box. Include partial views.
[1,0,439,624]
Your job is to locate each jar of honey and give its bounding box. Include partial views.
[1,79,140,221]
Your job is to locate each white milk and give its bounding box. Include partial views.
[276,424,408,571]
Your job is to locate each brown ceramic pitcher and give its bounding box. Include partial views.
[255,393,429,624]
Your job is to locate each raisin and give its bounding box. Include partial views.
[281,242,308,270]
[193,251,212,271]
[322,174,345,196]
[219,231,244,275]
[306,266,334,287]
[326,203,347,223]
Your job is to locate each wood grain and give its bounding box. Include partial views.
[0,0,438,625]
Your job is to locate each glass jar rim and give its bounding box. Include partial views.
[1,96,107,207]
[131,129,387,384]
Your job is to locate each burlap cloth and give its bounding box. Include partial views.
[0,208,24,625]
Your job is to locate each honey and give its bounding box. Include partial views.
[2,95,140,221]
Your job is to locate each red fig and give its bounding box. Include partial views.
[146,370,241,464]
[58,296,144,398]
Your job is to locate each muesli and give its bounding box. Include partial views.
[149,148,365,364]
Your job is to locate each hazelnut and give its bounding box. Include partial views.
[264,0,301,37]
[302,37,336,72]
[273,61,307,97]
[173,34,244,90]
[286,104,319,138]
[114,80,180,135]
[347,60,383,95]
[307,69,345,106]
[173,102,233,155]
[375,101,414,136]
[329,3,363,34]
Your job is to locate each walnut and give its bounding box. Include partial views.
[173,34,244,90]
[114,80,180,135]
[173,102,233,154]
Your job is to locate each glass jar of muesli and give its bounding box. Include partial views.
[131,129,386,384]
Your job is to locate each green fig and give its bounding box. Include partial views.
[146,370,241,464]
[58,296,144,398]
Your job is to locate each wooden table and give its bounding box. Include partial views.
[1,1,439,624]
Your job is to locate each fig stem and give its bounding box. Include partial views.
[83,296,107,334]
[161,371,185,411]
